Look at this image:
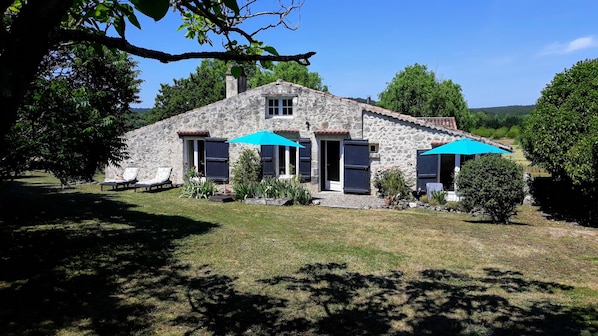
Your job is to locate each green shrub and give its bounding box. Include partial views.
[506,125,520,139]
[179,178,218,199]
[373,167,412,201]
[444,201,463,212]
[493,126,509,139]
[232,148,262,185]
[456,155,525,223]
[233,182,258,200]
[471,127,495,138]
[430,190,447,205]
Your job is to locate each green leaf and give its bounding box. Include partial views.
[132,0,169,21]
[114,17,125,38]
[262,46,279,56]
[93,4,110,21]
[259,60,273,70]
[120,4,142,29]
[8,0,22,12]
[91,43,105,57]
[127,13,141,30]
[231,65,243,78]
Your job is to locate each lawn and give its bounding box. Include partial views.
[496,138,550,177]
[1,172,597,335]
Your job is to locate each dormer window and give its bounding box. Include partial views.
[267,97,293,117]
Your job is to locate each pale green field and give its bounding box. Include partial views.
[498,138,549,177]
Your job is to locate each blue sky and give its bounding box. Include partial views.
[126,1,598,109]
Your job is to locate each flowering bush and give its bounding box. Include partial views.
[184,163,202,182]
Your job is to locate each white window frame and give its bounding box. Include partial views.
[183,137,205,176]
[276,145,299,178]
[266,97,294,118]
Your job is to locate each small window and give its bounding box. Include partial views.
[267,98,294,117]
[369,143,379,153]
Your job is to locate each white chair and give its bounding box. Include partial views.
[100,167,140,191]
[133,166,173,192]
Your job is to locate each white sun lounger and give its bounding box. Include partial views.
[133,166,173,192]
[100,166,140,191]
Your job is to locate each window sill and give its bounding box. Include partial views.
[266,115,294,119]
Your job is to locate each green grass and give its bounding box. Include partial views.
[1,172,597,335]
[497,138,550,177]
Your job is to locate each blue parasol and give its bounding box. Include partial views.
[227,130,305,148]
[420,138,511,155]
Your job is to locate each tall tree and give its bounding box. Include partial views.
[1,0,315,166]
[521,58,598,225]
[249,62,328,92]
[377,64,473,130]
[2,45,140,184]
[146,59,229,123]
[144,60,327,123]
[521,58,598,188]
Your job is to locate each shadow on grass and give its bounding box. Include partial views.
[1,179,596,335]
[531,177,598,227]
[176,264,595,336]
[0,179,218,335]
[464,218,530,226]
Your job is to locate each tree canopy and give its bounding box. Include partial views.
[143,60,328,123]
[1,0,315,167]
[377,64,473,131]
[249,62,328,92]
[2,45,140,183]
[145,59,229,123]
[521,58,598,189]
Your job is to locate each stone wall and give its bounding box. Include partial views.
[363,111,463,187]
[107,81,365,185]
[107,80,489,192]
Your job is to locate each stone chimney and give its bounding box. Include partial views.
[226,65,247,98]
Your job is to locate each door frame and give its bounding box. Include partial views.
[183,137,206,176]
[319,139,343,191]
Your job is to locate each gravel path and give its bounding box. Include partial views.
[311,191,387,209]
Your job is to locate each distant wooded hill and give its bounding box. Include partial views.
[131,108,150,114]
[469,105,535,116]
[344,99,535,116]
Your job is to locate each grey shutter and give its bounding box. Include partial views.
[205,138,229,182]
[343,139,370,194]
[261,145,275,178]
[416,149,439,192]
[298,138,311,182]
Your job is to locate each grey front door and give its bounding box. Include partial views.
[298,138,312,182]
[205,138,229,182]
[343,139,370,194]
[416,149,439,192]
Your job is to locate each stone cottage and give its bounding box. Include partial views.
[106,74,511,195]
